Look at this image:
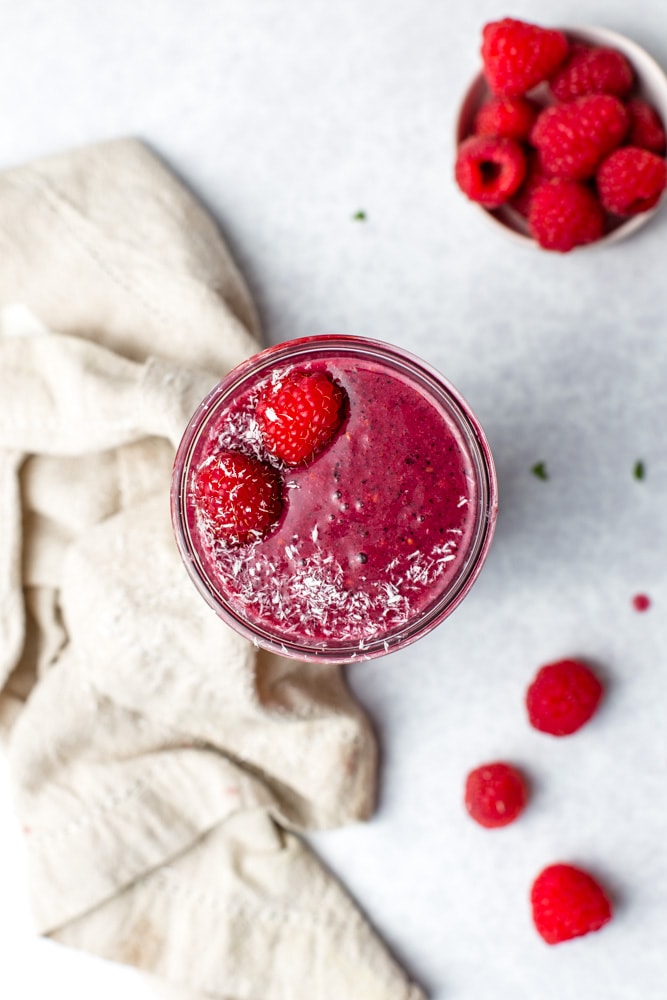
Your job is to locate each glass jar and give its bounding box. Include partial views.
[171,335,497,662]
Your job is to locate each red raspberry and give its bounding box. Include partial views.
[531,94,628,180]
[256,369,346,466]
[526,658,603,735]
[528,180,604,252]
[550,43,633,101]
[194,451,283,547]
[474,96,539,142]
[531,864,613,944]
[626,98,667,155]
[464,762,528,828]
[510,151,548,216]
[597,146,667,215]
[481,19,568,97]
[455,135,526,207]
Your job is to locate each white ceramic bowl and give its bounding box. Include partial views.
[455,25,667,249]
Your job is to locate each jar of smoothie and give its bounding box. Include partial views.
[171,335,498,662]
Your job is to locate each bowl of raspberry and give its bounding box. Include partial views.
[454,19,667,251]
[171,335,498,662]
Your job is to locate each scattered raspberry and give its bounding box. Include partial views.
[597,146,667,214]
[632,593,651,612]
[194,451,283,547]
[474,96,540,142]
[531,95,628,180]
[531,864,613,944]
[550,43,633,101]
[455,135,526,207]
[481,18,569,97]
[626,98,667,154]
[526,658,603,735]
[256,369,346,466]
[528,179,605,252]
[464,762,528,828]
[510,151,548,216]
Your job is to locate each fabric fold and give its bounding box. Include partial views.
[0,139,425,1000]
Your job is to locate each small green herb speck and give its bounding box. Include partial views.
[634,460,645,481]
[531,461,549,481]
[352,210,367,221]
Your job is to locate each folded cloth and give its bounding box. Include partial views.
[0,140,424,1000]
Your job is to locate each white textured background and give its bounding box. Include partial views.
[1,0,666,997]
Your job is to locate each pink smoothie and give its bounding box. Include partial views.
[176,339,495,659]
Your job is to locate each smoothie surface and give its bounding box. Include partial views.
[187,354,481,651]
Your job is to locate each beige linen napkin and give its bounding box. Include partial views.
[0,139,424,1000]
